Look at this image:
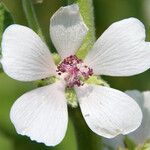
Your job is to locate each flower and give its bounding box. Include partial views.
[0,4,150,146]
[128,91,150,144]
[103,91,150,149]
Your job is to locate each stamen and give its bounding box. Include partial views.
[57,55,93,88]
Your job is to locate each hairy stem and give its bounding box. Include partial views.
[69,107,102,150]
[21,0,44,39]
[67,0,101,149]
[70,0,96,59]
[1,0,27,25]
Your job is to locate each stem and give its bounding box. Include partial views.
[0,64,2,73]
[33,1,64,50]
[68,1,101,149]
[1,0,27,25]
[69,107,102,150]
[0,4,4,43]
[74,0,96,59]
[21,0,44,39]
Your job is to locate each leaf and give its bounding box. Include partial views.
[124,136,136,150]
[0,130,14,150]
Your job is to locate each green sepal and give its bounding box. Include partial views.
[52,53,61,65]
[37,76,58,87]
[65,88,78,108]
[85,75,109,87]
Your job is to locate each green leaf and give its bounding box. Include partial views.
[0,130,14,150]
[124,136,136,150]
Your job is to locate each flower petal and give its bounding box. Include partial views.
[75,84,142,138]
[10,81,68,146]
[104,91,150,149]
[127,91,150,144]
[85,18,150,76]
[50,4,88,58]
[1,25,56,81]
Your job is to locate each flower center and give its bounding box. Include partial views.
[56,55,93,88]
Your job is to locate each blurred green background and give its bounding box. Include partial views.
[0,0,150,150]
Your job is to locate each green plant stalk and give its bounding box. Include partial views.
[68,0,101,149]
[1,0,27,25]
[124,136,136,150]
[21,0,44,39]
[67,0,101,149]
[69,107,102,150]
[0,4,4,43]
[0,64,2,73]
[71,0,96,59]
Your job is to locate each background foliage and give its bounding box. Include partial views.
[0,0,150,150]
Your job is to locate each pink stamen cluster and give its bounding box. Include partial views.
[57,55,93,88]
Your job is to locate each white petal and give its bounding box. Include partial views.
[10,81,68,146]
[85,18,150,76]
[50,4,88,58]
[1,25,56,81]
[127,91,150,144]
[103,90,144,149]
[75,84,142,138]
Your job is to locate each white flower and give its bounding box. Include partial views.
[0,4,150,146]
[127,91,150,144]
[103,91,150,149]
